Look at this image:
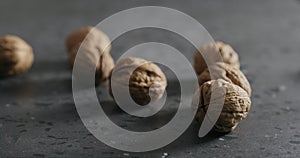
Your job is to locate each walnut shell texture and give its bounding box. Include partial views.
[198,62,251,96]
[65,26,114,83]
[193,79,251,133]
[194,41,240,75]
[110,57,167,105]
[0,35,34,77]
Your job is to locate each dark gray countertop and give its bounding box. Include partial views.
[0,0,299,157]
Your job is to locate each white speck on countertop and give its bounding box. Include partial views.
[162,152,169,158]
[5,104,10,107]
[218,138,225,141]
[123,153,130,156]
[265,135,271,138]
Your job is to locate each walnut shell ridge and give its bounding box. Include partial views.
[0,35,34,77]
[198,62,251,96]
[194,41,240,75]
[65,26,114,83]
[109,57,167,105]
[193,79,251,133]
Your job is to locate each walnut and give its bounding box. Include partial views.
[198,62,251,96]
[0,35,34,77]
[65,26,114,83]
[109,57,167,105]
[193,79,251,133]
[194,41,240,75]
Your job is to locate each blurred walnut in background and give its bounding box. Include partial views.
[0,35,34,77]
[65,26,114,83]
[194,41,240,75]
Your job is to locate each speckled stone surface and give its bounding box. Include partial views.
[0,0,299,157]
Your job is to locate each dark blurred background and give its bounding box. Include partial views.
[0,0,299,157]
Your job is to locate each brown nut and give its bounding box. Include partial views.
[109,57,167,105]
[198,62,251,96]
[192,79,251,133]
[65,26,114,83]
[194,41,240,75]
[0,35,34,77]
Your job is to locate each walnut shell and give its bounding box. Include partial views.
[194,41,240,75]
[0,35,34,77]
[65,26,114,83]
[193,79,251,133]
[110,57,167,105]
[198,62,251,96]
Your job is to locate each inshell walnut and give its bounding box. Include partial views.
[65,26,114,83]
[0,35,34,77]
[192,79,251,133]
[109,57,167,105]
[198,62,251,96]
[194,41,240,75]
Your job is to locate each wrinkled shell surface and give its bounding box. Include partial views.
[65,26,114,83]
[110,57,167,105]
[198,62,251,96]
[194,41,240,75]
[0,35,34,77]
[193,79,251,133]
